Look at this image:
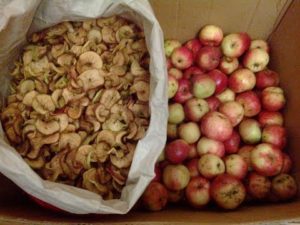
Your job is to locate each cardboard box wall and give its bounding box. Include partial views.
[0,0,300,224]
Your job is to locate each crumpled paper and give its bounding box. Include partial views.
[0,0,168,214]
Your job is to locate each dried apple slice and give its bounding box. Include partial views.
[76,51,103,73]
[32,94,55,115]
[77,69,104,91]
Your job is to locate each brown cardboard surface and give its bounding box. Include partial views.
[0,0,300,224]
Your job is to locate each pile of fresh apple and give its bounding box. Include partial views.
[141,25,298,211]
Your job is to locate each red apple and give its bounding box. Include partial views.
[250,39,270,52]
[281,153,292,174]
[168,75,179,99]
[262,125,286,149]
[251,143,283,177]
[236,91,261,117]
[255,69,280,90]
[200,111,233,142]
[163,164,190,191]
[225,154,248,179]
[199,24,223,46]
[185,176,211,208]
[261,87,286,111]
[206,96,221,111]
[196,46,222,71]
[243,48,269,72]
[221,32,251,58]
[246,172,271,200]
[184,98,209,122]
[271,174,297,201]
[183,66,204,80]
[173,79,193,103]
[186,158,200,177]
[258,111,284,127]
[167,123,177,139]
[228,68,256,93]
[159,160,170,170]
[188,143,198,159]
[210,174,246,210]
[184,38,202,59]
[219,56,239,74]
[216,88,235,103]
[164,39,181,57]
[197,137,225,158]
[224,130,241,154]
[165,139,191,164]
[198,154,225,179]
[153,165,162,182]
[219,101,244,127]
[168,103,185,124]
[208,69,228,94]
[191,74,216,98]
[178,122,201,144]
[239,119,262,144]
[169,67,183,80]
[166,58,172,70]
[142,181,168,211]
[238,145,254,171]
[167,190,184,203]
[171,46,193,70]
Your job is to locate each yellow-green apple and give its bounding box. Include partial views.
[224,130,241,154]
[167,123,177,139]
[178,122,201,144]
[164,39,181,57]
[142,181,168,211]
[208,69,228,94]
[199,24,223,46]
[219,56,239,74]
[198,154,225,179]
[196,137,225,157]
[221,32,251,58]
[188,143,198,159]
[281,153,292,174]
[246,172,271,200]
[271,174,297,201]
[165,139,191,164]
[196,47,222,71]
[191,74,216,98]
[225,154,248,179]
[261,87,286,111]
[173,79,193,103]
[250,39,270,52]
[167,190,184,203]
[219,101,244,126]
[210,174,246,210]
[238,145,254,171]
[168,103,185,124]
[251,143,283,176]
[206,96,221,111]
[216,88,235,103]
[239,119,262,144]
[243,48,269,72]
[228,68,256,93]
[169,67,183,80]
[262,124,286,149]
[200,111,233,142]
[183,66,204,80]
[255,69,279,89]
[185,176,211,208]
[171,46,194,70]
[184,38,202,59]
[163,164,190,191]
[258,111,284,127]
[168,75,179,99]
[236,91,261,117]
[184,98,209,122]
[186,158,200,177]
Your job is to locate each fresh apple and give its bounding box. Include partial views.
[168,103,185,124]
[164,39,182,57]
[239,119,261,144]
[216,88,235,103]
[219,101,244,127]
[196,137,225,158]
[221,32,251,58]
[167,190,184,203]
[163,164,190,191]
[185,176,211,208]
[166,58,172,70]
[251,143,283,177]
[228,68,256,93]
[200,111,233,142]
[198,154,225,179]
[261,87,286,111]
[246,172,271,200]
[188,143,198,159]
[184,38,202,59]
[157,150,166,163]
[159,160,170,170]
[238,145,254,171]
[236,91,261,117]
[206,96,221,111]
[153,165,162,182]
[169,67,183,80]
[255,69,280,89]
[167,123,178,139]
[171,46,193,70]
[281,153,292,174]
[208,69,228,94]
[196,46,222,71]
[173,79,193,103]
[262,124,286,149]
[168,75,179,99]
[184,98,209,122]
[225,154,248,179]
[243,48,269,72]
[219,56,239,74]
[165,139,191,164]
[191,74,216,98]
[186,158,200,177]
[271,174,297,201]
[224,130,241,154]
[142,181,168,211]
[198,24,223,46]
[258,111,284,127]
[210,174,246,210]
[183,66,204,80]
[250,39,270,52]
[178,122,201,144]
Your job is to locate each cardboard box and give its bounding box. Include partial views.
[0,0,300,224]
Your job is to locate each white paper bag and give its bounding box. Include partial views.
[0,0,168,214]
